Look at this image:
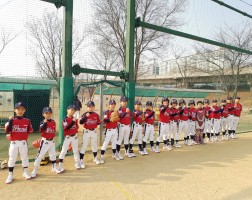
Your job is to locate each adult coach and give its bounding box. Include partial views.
[73,96,82,119]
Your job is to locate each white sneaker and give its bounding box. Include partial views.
[6,172,13,184]
[130,153,136,157]
[80,159,85,169]
[150,147,156,153]
[187,140,193,146]
[217,136,222,142]
[51,167,61,174]
[184,140,188,145]
[93,157,101,165]
[192,140,198,145]
[23,169,31,180]
[163,145,168,150]
[232,134,237,139]
[139,151,145,156]
[174,143,181,148]
[143,148,149,155]
[117,152,124,160]
[125,151,133,158]
[58,164,64,173]
[112,153,120,161]
[100,156,105,164]
[167,145,172,151]
[156,146,160,153]
[31,167,38,178]
[75,162,81,170]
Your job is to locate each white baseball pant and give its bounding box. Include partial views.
[178,120,188,138]
[156,122,170,142]
[170,121,179,140]
[143,124,155,142]
[220,117,228,132]
[101,128,118,151]
[117,124,130,145]
[203,119,212,133]
[129,122,143,144]
[59,134,80,163]
[233,116,240,131]
[227,115,234,130]
[8,140,29,168]
[187,120,196,136]
[80,129,98,154]
[34,138,56,167]
[211,119,221,134]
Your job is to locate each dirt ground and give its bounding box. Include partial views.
[1,133,252,200]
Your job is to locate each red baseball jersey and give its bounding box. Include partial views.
[133,109,143,124]
[179,107,189,121]
[221,105,229,118]
[159,106,170,123]
[234,103,242,117]
[80,112,101,129]
[144,109,155,125]
[103,110,119,129]
[227,103,235,115]
[170,107,180,121]
[203,106,211,119]
[5,117,33,141]
[62,116,79,136]
[210,106,221,119]
[119,107,131,125]
[188,107,197,121]
[40,119,56,139]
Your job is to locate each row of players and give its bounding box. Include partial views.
[4,96,242,184]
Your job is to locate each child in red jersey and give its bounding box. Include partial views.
[170,99,181,148]
[117,96,132,159]
[233,96,242,139]
[196,101,205,144]
[31,107,60,178]
[100,100,120,163]
[210,99,222,142]
[203,99,212,142]
[5,102,33,184]
[188,100,197,145]
[58,105,81,172]
[142,101,156,154]
[226,97,235,138]
[220,100,229,140]
[129,100,144,156]
[79,101,101,168]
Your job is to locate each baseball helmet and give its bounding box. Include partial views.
[146,101,153,106]
[120,96,128,102]
[109,99,116,105]
[67,105,76,110]
[134,100,142,105]
[42,107,53,114]
[14,102,26,109]
[203,99,210,104]
[221,99,227,103]
[188,100,195,106]
[212,99,218,103]
[170,99,178,105]
[179,99,186,105]
[161,97,169,103]
[87,101,95,107]
[197,101,203,105]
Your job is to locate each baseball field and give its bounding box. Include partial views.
[1,132,252,200]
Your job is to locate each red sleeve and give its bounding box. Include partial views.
[28,120,33,133]
[97,113,101,125]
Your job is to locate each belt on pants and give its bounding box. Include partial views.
[133,122,142,125]
[42,137,54,141]
[84,128,95,131]
[120,124,130,127]
[68,134,77,137]
[170,120,178,123]
[107,128,116,131]
[159,122,169,125]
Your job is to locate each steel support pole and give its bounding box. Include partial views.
[125,0,136,111]
[99,83,104,146]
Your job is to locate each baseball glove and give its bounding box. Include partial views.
[110,110,119,122]
[32,138,42,149]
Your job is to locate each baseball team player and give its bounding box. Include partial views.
[31,107,60,178]
[233,96,242,139]
[142,101,156,154]
[58,105,81,172]
[226,97,235,138]
[100,99,120,163]
[129,100,144,156]
[156,97,171,151]
[203,99,212,143]
[117,96,132,159]
[170,99,181,148]
[220,100,229,140]
[195,101,205,144]
[188,100,197,145]
[79,101,101,168]
[5,102,33,184]
[210,99,222,142]
[178,99,190,145]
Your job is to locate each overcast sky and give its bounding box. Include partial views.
[0,0,251,77]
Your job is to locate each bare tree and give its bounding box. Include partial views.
[193,22,252,97]
[0,26,18,55]
[26,10,85,92]
[91,0,188,81]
